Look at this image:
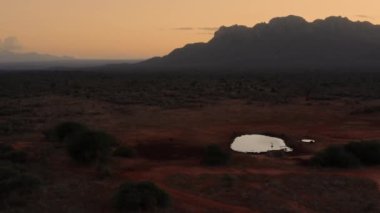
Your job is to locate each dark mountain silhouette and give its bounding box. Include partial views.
[140,15,380,69]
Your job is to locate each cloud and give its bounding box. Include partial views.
[198,27,219,31]
[171,27,219,32]
[0,36,22,52]
[355,14,374,20]
[172,27,194,31]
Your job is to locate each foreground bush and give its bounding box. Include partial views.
[311,140,380,168]
[0,144,27,163]
[311,146,361,168]
[66,130,116,163]
[45,122,88,142]
[344,141,380,165]
[202,144,230,166]
[113,146,136,158]
[113,181,170,212]
[0,163,41,207]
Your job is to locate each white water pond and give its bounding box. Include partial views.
[231,134,293,153]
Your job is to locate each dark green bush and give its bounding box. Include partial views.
[65,130,115,164]
[350,106,380,115]
[96,163,112,179]
[113,181,170,212]
[0,164,41,205]
[311,146,361,168]
[344,141,380,165]
[113,146,136,158]
[202,144,230,166]
[45,122,88,142]
[311,140,380,168]
[0,144,27,163]
[0,122,11,136]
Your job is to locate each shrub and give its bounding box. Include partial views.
[96,163,112,179]
[0,144,27,163]
[311,140,380,168]
[113,181,170,211]
[344,141,380,165]
[350,106,380,115]
[0,122,14,136]
[113,146,136,158]
[221,174,237,188]
[202,144,230,166]
[0,164,41,206]
[65,130,116,164]
[311,146,361,168]
[45,122,88,142]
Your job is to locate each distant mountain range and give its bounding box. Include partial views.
[4,15,380,71]
[0,50,74,63]
[140,15,380,69]
[0,50,141,70]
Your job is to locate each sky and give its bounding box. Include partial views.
[0,0,379,59]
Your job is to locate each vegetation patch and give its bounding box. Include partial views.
[45,122,88,142]
[113,145,136,158]
[113,181,170,212]
[0,106,32,116]
[0,162,41,209]
[344,141,380,165]
[202,144,230,166]
[0,144,27,163]
[350,105,380,115]
[311,140,380,168]
[311,145,361,168]
[65,130,116,164]
[0,119,32,136]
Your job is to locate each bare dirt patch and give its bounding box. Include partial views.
[165,173,380,213]
[135,140,203,161]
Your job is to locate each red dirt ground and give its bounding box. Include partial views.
[3,96,380,212]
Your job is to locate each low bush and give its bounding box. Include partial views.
[311,146,361,168]
[202,144,230,166]
[0,144,27,163]
[344,141,380,165]
[113,146,136,158]
[0,163,41,207]
[96,163,112,179]
[311,140,380,168]
[65,130,116,164]
[113,181,170,212]
[350,106,380,115]
[45,122,88,142]
[0,122,13,136]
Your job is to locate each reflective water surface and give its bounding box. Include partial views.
[231,134,293,153]
[301,139,316,143]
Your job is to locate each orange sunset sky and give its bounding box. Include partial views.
[0,0,379,59]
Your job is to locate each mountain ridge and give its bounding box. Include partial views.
[140,15,380,69]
